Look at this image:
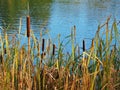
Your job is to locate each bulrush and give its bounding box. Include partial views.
[41,39,45,59]
[73,25,76,39]
[53,44,56,56]
[42,38,45,52]
[27,15,31,62]
[27,16,30,38]
[83,40,85,52]
[0,17,119,90]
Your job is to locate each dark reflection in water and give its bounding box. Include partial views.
[0,0,120,49]
[0,0,52,34]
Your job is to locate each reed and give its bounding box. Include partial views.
[27,15,31,59]
[27,16,30,38]
[0,17,120,90]
[83,40,85,52]
[52,44,56,56]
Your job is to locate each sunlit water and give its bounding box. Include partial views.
[0,0,120,51]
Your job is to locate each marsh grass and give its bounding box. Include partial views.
[0,17,120,90]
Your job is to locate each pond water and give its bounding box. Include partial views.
[0,0,120,50]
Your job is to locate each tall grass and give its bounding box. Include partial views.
[0,16,120,90]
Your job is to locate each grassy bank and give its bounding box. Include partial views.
[0,16,120,90]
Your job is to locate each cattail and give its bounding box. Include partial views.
[37,43,40,56]
[41,52,46,59]
[73,25,76,37]
[73,25,76,43]
[27,16,31,62]
[42,39,45,52]
[90,39,94,51]
[0,55,3,64]
[83,40,85,52]
[53,44,56,56]
[27,16,30,37]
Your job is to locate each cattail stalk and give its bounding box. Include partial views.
[71,26,75,61]
[53,44,56,56]
[73,25,76,42]
[42,39,45,52]
[26,16,31,58]
[83,40,85,52]
[27,16,30,38]
[41,39,45,60]
[26,16,31,84]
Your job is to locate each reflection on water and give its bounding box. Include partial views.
[0,0,120,49]
[0,0,52,34]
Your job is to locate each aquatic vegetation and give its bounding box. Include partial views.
[0,16,120,90]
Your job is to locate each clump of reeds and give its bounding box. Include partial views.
[0,16,120,90]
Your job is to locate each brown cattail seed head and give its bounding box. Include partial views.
[27,16,30,37]
[42,39,45,52]
[83,40,85,52]
[53,44,56,55]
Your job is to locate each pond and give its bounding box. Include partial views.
[0,0,120,50]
